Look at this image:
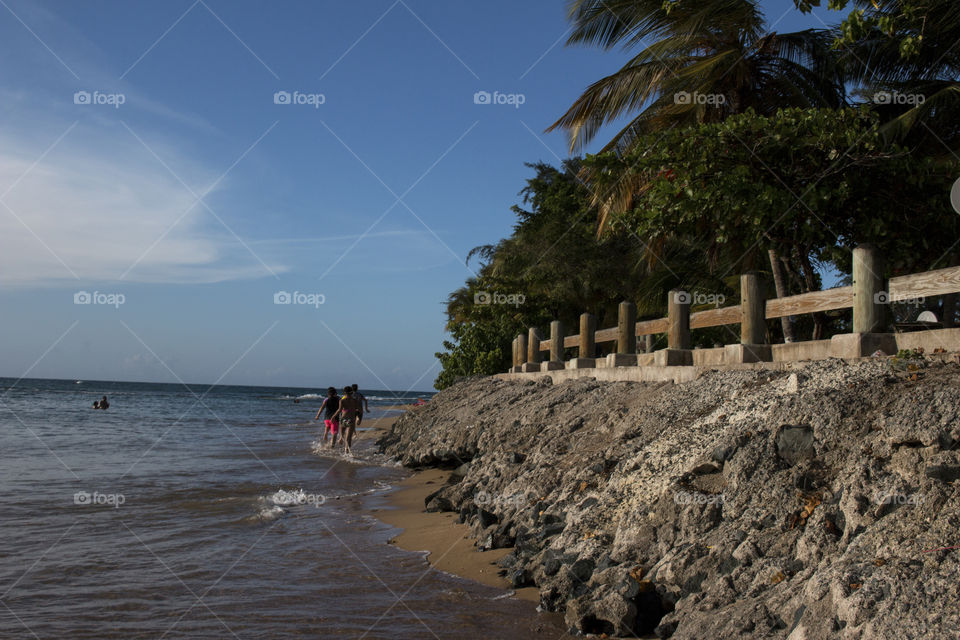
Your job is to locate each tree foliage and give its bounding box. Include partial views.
[585,108,959,278]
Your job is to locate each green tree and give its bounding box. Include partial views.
[435,161,700,389]
[585,107,959,338]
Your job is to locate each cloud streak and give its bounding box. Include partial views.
[0,121,285,287]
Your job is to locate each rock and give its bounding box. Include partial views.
[777,425,816,466]
[785,373,801,393]
[925,464,960,482]
[509,567,533,588]
[424,487,455,512]
[690,461,722,475]
[567,558,595,583]
[477,508,499,528]
[377,362,960,639]
[449,462,471,482]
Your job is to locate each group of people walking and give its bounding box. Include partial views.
[314,384,368,453]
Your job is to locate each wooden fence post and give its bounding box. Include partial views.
[725,273,772,363]
[527,328,541,365]
[667,290,691,350]
[741,273,766,345]
[580,313,596,358]
[550,320,565,362]
[511,337,517,370]
[853,244,885,333]
[656,290,692,366]
[517,333,528,367]
[618,301,637,354]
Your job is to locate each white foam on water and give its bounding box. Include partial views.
[253,505,285,522]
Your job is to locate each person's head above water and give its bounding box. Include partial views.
[327,387,336,397]
[351,384,358,392]
[343,386,353,396]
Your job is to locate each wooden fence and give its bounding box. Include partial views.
[509,244,960,372]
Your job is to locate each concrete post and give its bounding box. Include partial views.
[667,290,691,350]
[617,301,637,354]
[741,273,766,345]
[853,244,885,334]
[579,313,596,358]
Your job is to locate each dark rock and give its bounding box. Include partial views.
[509,568,533,588]
[567,558,595,583]
[510,451,526,464]
[925,464,960,482]
[543,558,562,577]
[776,424,816,465]
[424,487,455,512]
[477,508,499,528]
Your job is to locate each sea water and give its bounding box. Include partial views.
[0,378,567,639]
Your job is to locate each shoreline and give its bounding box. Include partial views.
[359,410,538,603]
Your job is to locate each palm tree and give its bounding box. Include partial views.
[548,0,846,155]
[835,0,960,152]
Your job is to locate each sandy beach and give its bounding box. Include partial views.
[361,411,538,602]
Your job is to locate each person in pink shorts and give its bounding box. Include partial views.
[315,387,341,448]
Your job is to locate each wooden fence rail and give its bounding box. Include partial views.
[511,244,960,372]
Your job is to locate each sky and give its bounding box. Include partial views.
[0,0,837,391]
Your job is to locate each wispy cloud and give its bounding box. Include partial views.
[0,122,286,286]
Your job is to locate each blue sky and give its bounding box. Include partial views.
[0,0,836,391]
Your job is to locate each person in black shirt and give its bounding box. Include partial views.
[315,387,340,448]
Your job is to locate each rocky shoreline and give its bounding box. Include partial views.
[377,357,960,639]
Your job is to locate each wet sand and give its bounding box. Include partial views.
[363,412,539,603]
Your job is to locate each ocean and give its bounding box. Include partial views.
[0,377,565,639]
